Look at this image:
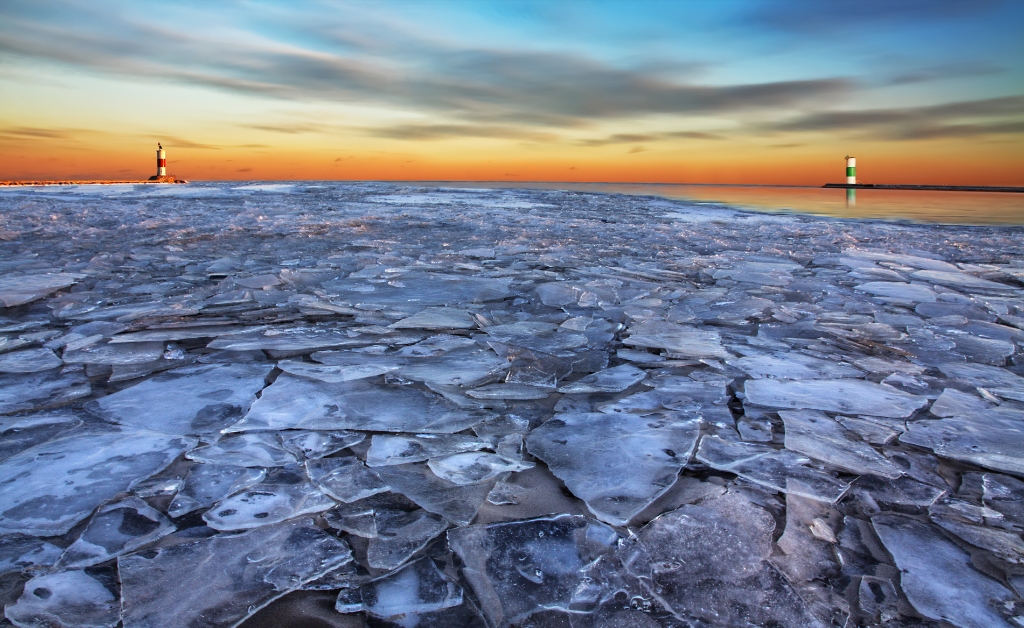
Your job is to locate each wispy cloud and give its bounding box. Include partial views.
[366,124,558,142]
[759,96,1024,140]
[0,1,852,132]
[157,137,223,150]
[886,61,1004,86]
[0,126,77,140]
[578,130,723,146]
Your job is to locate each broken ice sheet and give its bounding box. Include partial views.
[728,352,863,380]
[937,361,1024,401]
[324,272,511,309]
[621,491,826,628]
[231,375,492,433]
[0,535,62,576]
[835,415,903,446]
[448,515,619,628]
[466,383,551,400]
[482,322,588,357]
[910,269,1014,291]
[696,436,850,503]
[0,411,83,463]
[855,281,937,303]
[84,363,272,437]
[279,429,364,459]
[351,556,463,620]
[188,434,292,469]
[119,518,351,628]
[374,463,496,526]
[366,433,494,467]
[305,457,388,502]
[779,410,902,478]
[0,348,62,374]
[0,368,91,415]
[394,333,478,357]
[203,474,335,531]
[929,387,994,417]
[872,513,1015,628]
[277,358,398,383]
[900,406,1024,476]
[744,378,927,418]
[167,463,266,519]
[0,272,84,307]
[527,412,700,525]
[395,346,508,387]
[62,339,165,365]
[428,452,533,485]
[56,496,174,569]
[390,306,477,330]
[930,505,1024,564]
[623,321,729,358]
[5,568,120,628]
[772,493,841,584]
[556,363,647,394]
[206,326,360,352]
[983,474,1024,529]
[0,425,193,536]
[366,508,450,570]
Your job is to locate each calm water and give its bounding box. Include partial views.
[413,181,1024,226]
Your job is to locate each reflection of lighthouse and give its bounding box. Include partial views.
[156,143,167,177]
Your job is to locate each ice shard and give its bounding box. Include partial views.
[0,426,193,536]
[84,363,272,437]
[448,515,619,628]
[0,348,62,374]
[5,569,120,628]
[0,272,84,307]
[56,497,175,569]
[900,407,1024,476]
[119,518,352,628]
[621,491,826,627]
[228,375,493,433]
[872,513,1015,628]
[622,321,729,358]
[696,436,850,503]
[374,463,496,526]
[167,463,266,518]
[527,412,701,525]
[305,456,388,502]
[779,410,903,478]
[744,378,927,418]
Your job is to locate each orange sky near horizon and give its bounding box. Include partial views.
[3,133,1022,186]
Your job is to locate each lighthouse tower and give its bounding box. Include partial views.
[156,143,167,177]
[845,155,856,185]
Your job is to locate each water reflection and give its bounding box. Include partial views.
[419,181,1023,226]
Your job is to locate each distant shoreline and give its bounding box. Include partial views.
[2,180,1021,193]
[0,179,188,186]
[823,183,1024,193]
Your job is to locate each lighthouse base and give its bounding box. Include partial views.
[147,174,187,183]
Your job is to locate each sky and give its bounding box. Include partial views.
[1,0,1022,184]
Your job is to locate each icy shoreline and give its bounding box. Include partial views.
[1,182,1023,627]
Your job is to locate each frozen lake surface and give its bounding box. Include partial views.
[1,181,1023,627]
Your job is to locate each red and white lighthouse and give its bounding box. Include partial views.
[156,143,167,177]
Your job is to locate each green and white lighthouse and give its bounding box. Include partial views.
[845,155,856,185]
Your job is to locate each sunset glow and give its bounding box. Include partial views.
[2,1,1022,184]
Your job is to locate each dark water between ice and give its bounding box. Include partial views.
[418,181,1024,226]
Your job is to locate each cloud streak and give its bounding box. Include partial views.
[0,1,851,132]
[761,95,1024,140]
[577,131,723,146]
